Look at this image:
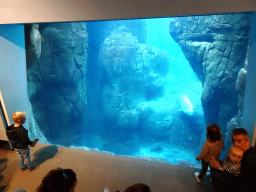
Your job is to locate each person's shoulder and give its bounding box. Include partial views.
[205,140,213,146]
[248,147,256,155]
[245,147,256,153]
[17,125,26,129]
[6,124,15,131]
[243,147,256,161]
[15,125,27,132]
[251,146,256,151]
[210,139,223,146]
[217,139,224,146]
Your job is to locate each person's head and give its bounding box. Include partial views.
[232,128,250,152]
[37,168,77,192]
[124,183,150,192]
[227,146,244,164]
[12,112,26,124]
[206,124,222,142]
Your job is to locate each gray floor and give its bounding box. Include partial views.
[0,144,215,192]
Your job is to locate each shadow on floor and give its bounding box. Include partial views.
[0,146,58,192]
[32,145,59,165]
[0,157,9,191]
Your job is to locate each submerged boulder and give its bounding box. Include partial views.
[99,27,168,124]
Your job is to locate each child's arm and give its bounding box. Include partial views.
[196,141,211,160]
[210,156,223,171]
[20,128,33,146]
[30,138,39,147]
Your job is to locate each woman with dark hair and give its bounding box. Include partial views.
[124,183,150,192]
[37,168,77,192]
[115,183,150,192]
[194,124,224,183]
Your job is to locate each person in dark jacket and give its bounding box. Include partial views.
[6,111,39,171]
[210,128,256,192]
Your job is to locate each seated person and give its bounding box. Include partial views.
[13,168,77,192]
[36,167,77,192]
[124,183,150,192]
[115,183,150,192]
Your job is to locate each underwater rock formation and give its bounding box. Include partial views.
[26,22,88,146]
[27,101,49,144]
[98,26,204,155]
[99,27,166,123]
[98,27,169,153]
[225,46,248,152]
[169,13,252,146]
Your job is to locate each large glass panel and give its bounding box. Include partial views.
[24,12,252,167]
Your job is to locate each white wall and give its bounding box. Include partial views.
[0,24,28,141]
[0,0,255,24]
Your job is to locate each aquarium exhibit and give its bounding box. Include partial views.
[24,12,252,167]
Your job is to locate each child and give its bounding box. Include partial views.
[219,146,243,181]
[195,124,224,183]
[6,111,39,171]
[209,145,244,192]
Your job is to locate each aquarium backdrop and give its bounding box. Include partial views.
[24,12,252,167]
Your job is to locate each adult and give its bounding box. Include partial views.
[210,128,256,192]
[115,183,150,192]
[36,168,77,192]
[124,183,150,192]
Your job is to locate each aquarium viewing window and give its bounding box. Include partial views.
[0,0,255,170]
[17,12,253,167]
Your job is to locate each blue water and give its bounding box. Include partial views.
[70,18,204,167]
[79,18,204,166]
[131,18,204,166]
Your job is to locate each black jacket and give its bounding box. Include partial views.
[238,147,256,192]
[6,124,32,149]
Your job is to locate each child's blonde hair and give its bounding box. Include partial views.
[12,111,26,123]
[229,146,243,155]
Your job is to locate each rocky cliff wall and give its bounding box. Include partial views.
[25,22,88,146]
[169,13,252,148]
